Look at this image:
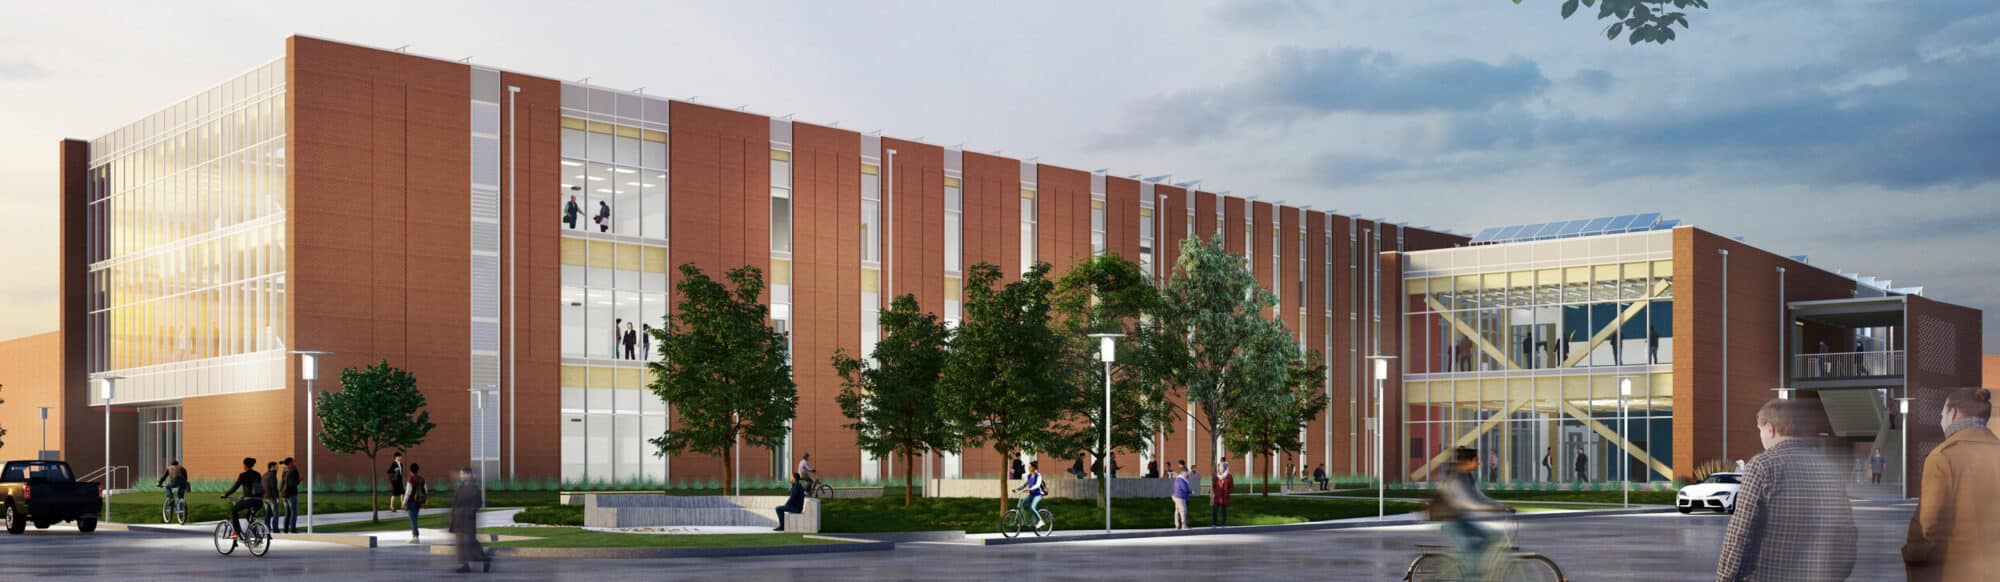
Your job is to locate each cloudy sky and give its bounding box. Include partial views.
[0,0,1995,349]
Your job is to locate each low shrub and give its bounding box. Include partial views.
[515,505,585,526]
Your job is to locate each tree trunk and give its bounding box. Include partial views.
[1262,445,1273,497]
[368,454,379,523]
[997,447,1011,516]
[903,448,915,507]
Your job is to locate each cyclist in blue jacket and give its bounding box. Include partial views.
[1012,460,1048,528]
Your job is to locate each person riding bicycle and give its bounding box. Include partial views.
[796,453,819,492]
[1429,448,1511,576]
[219,457,266,539]
[156,459,189,507]
[1012,460,1049,528]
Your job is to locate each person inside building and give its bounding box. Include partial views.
[563,195,581,230]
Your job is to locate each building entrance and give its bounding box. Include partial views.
[137,405,183,485]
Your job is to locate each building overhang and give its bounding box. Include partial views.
[1790,296,1906,329]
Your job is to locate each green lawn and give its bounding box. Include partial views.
[106,489,562,524]
[819,495,1422,534]
[484,527,843,548]
[1312,487,1675,505]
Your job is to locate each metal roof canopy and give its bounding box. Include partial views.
[1790,296,1906,329]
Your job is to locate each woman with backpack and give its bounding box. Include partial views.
[403,463,428,543]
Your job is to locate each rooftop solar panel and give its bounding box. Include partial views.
[1556,220,1588,236]
[1494,225,1526,240]
[1471,226,1502,242]
[1629,212,1662,231]
[1579,216,1614,235]
[1605,214,1639,232]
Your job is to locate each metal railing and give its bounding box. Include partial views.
[79,465,131,491]
[1794,350,1904,379]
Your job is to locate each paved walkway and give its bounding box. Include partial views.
[0,501,1916,581]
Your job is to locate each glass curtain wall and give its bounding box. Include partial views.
[1400,233,1676,484]
[557,85,670,484]
[85,58,288,405]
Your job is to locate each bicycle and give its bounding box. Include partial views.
[802,477,832,499]
[213,497,275,558]
[159,485,188,525]
[999,503,1054,539]
[1403,514,1565,581]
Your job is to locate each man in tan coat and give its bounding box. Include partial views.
[1904,388,2000,581]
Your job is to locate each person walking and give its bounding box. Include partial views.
[1540,448,1553,481]
[1870,448,1886,484]
[1211,458,1233,528]
[774,472,807,531]
[261,461,281,533]
[1573,449,1589,483]
[388,451,407,512]
[404,463,428,543]
[452,467,492,573]
[640,323,653,359]
[1715,399,1856,581]
[279,457,300,533]
[595,200,611,233]
[563,195,581,230]
[1486,451,1500,482]
[1170,461,1192,531]
[1903,388,2000,582]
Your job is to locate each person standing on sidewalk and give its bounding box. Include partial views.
[388,451,406,512]
[1211,458,1233,528]
[403,463,428,543]
[261,461,281,533]
[451,467,492,573]
[279,457,300,533]
[1903,388,2000,582]
[1171,461,1192,531]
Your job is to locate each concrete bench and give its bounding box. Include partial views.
[583,494,820,534]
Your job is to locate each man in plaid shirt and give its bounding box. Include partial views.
[1716,399,1857,581]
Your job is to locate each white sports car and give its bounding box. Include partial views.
[1677,472,1742,514]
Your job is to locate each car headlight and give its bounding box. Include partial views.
[1708,491,1732,498]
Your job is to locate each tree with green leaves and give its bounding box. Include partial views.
[316,360,436,522]
[1146,235,1279,473]
[1513,0,1705,45]
[832,294,953,507]
[1048,254,1172,477]
[1222,334,1329,497]
[647,263,797,496]
[936,262,1073,514]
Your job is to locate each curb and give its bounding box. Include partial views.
[427,536,894,559]
[122,523,381,548]
[974,506,1675,546]
[829,530,967,543]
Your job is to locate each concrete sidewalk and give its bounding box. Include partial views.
[956,505,1675,546]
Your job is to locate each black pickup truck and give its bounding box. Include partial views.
[0,460,103,533]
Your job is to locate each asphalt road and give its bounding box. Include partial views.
[0,503,1914,581]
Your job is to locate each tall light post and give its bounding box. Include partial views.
[294,350,332,534]
[1618,377,1633,508]
[1367,355,1396,521]
[1089,332,1123,534]
[95,375,122,520]
[38,407,49,458]
[1895,396,1912,499]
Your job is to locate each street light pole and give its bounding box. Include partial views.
[38,407,48,456]
[1619,377,1632,508]
[1367,355,1396,521]
[1896,397,1912,499]
[294,350,331,534]
[94,375,122,520]
[1090,333,1123,534]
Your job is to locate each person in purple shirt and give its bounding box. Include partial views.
[1171,460,1192,531]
